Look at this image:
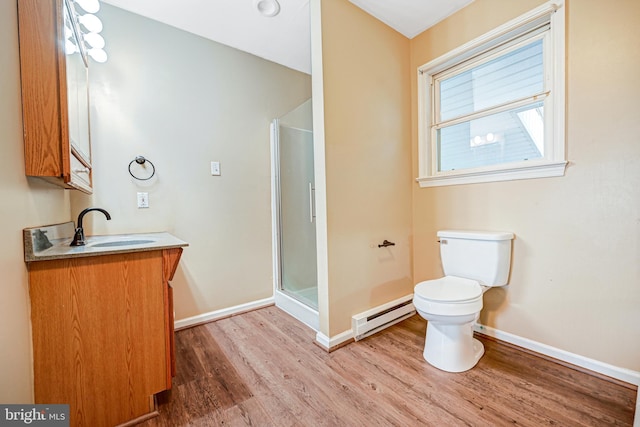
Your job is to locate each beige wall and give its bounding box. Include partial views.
[410,0,640,370]
[70,5,311,320]
[0,1,71,402]
[319,0,413,336]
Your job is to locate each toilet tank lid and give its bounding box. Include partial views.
[438,230,514,241]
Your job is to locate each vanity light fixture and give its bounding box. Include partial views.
[254,0,281,17]
[68,0,108,63]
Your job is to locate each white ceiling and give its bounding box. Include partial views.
[349,0,474,39]
[101,0,474,75]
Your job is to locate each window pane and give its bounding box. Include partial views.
[439,39,544,122]
[437,102,544,172]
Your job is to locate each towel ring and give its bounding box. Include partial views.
[128,156,156,181]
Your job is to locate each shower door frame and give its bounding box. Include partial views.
[270,118,319,331]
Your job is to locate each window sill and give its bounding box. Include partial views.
[416,161,568,187]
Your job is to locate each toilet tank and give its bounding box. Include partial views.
[438,230,514,287]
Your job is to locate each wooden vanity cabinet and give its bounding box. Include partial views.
[28,248,182,426]
[17,0,93,193]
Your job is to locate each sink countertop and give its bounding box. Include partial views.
[24,221,189,262]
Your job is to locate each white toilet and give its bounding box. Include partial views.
[413,230,514,373]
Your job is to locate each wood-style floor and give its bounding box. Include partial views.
[141,306,637,426]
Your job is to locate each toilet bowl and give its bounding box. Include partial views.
[413,230,514,373]
[414,276,485,372]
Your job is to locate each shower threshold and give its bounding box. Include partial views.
[275,289,319,331]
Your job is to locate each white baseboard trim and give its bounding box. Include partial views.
[474,323,640,386]
[315,329,353,351]
[174,297,275,330]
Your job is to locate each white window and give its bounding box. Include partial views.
[417,0,566,187]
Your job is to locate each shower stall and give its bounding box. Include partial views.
[271,99,318,330]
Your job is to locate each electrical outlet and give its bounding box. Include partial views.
[211,161,221,176]
[137,192,149,208]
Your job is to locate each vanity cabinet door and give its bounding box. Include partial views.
[18,0,93,194]
[28,252,169,426]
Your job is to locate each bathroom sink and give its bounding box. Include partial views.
[24,223,188,262]
[91,239,155,248]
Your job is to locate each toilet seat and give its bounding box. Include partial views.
[413,276,483,316]
[415,276,482,302]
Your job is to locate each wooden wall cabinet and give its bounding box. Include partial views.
[28,248,183,426]
[18,0,93,193]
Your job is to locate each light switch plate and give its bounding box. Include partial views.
[137,192,149,208]
[211,161,221,176]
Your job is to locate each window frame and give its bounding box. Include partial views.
[417,0,566,187]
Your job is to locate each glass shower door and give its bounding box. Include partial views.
[275,121,318,310]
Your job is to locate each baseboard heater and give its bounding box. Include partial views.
[352,294,415,341]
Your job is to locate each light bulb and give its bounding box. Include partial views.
[486,132,495,142]
[64,24,73,40]
[88,48,108,63]
[78,14,103,33]
[74,0,100,14]
[84,32,105,49]
[65,40,78,55]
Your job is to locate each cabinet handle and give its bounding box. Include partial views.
[73,167,90,174]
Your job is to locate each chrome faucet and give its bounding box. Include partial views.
[70,208,112,246]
